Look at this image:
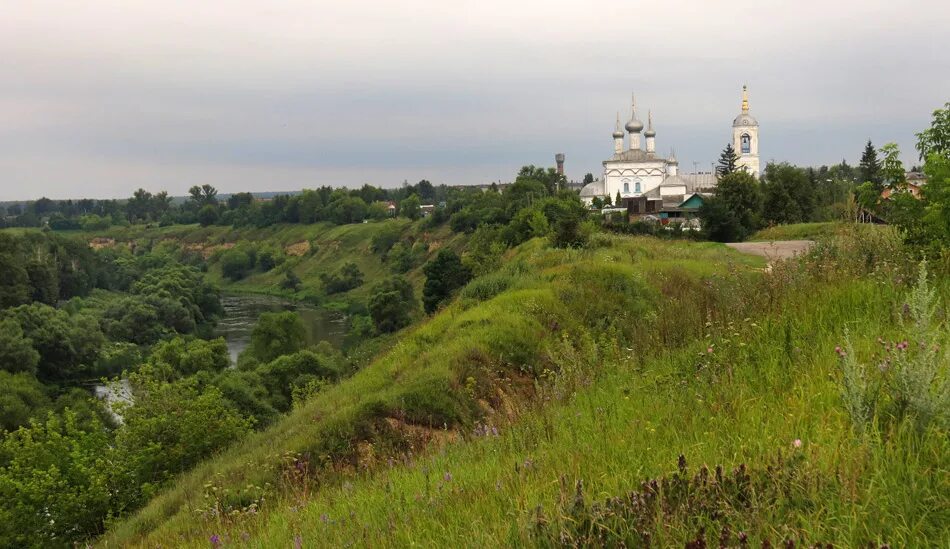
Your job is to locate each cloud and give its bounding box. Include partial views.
[1,0,948,199]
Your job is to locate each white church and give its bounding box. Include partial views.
[580,86,760,217]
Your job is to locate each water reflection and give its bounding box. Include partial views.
[216,294,348,363]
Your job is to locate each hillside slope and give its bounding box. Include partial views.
[103,228,948,547]
[79,219,462,305]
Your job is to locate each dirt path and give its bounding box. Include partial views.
[725,240,814,261]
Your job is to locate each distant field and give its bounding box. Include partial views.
[749,221,841,241]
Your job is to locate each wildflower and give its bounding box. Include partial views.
[443,472,453,482]
[896,340,909,351]
[706,346,714,354]
[834,345,846,358]
[294,534,303,549]
[210,534,221,547]
[320,513,329,524]
[792,439,802,449]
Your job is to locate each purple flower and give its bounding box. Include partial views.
[443,472,453,482]
[210,534,222,547]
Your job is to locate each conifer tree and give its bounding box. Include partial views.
[717,143,740,177]
[615,190,622,206]
[859,140,882,186]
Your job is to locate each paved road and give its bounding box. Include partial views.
[725,240,814,261]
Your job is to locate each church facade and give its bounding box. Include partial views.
[580,86,760,210]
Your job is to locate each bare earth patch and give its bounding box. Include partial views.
[726,240,814,262]
[285,240,311,256]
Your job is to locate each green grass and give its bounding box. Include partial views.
[101,229,948,547]
[750,222,842,241]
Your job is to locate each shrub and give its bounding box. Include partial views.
[459,272,513,302]
[220,249,252,281]
[320,262,364,294]
[837,261,949,433]
[368,276,416,333]
[280,270,302,292]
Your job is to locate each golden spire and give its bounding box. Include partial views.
[741,85,749,113]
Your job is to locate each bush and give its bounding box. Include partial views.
[320,262,364,294]
[220,249,253,281]
[280,270,302,292]
[837,261,949,432]
[368,276,416,333]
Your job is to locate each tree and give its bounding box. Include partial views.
[0,244,30,308]
[717,143,740,177]
[583,172,595,185]
[399,194,422,220]
[188,184,219,207]
[368,276,416,333]
[422,250,472,314]
[247,311,306,363]
[3,304,103,381]
[700,170,762,241]
[416,179,436,202]
[197,204,219,227]
[255,349,342,411]
[615,190,622,207]
[879,142,906,189]
[858,140,882,186]
[698,197,744,242]
[220,249,253,281]
[0,371,51,432]
[149,337,230,376]
[126,188,153,222]
[915,102,950,160]
[761,163,815,224]
[112,376,251,509]
[0,318,40,375]
[0,411,113,546]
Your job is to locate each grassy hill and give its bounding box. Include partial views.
[76,219,463,306]
[99,226,947,547]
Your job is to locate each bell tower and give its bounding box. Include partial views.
[732,85,760,177]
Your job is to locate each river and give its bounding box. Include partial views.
[216,293,348,363]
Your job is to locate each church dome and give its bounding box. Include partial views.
[643,127,656,138]
[733,113,758,127]
[625,116,644,133]
[612,128,625,138]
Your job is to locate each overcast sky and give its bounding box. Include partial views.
[1,1,948,200]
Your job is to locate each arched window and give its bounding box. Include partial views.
[623,182,629,193]
[741,134,751,154]
[635,181,641,193]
